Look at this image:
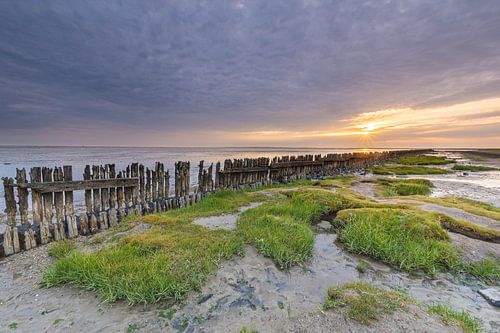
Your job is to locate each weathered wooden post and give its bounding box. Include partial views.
[3,177,20,255]
[64,165,78,238]
[16,169,29,226]
[41,167,53,244]
[207,163,214,191]
[107,164,118,226]
[17,168,37,250]
[83,165,97,233]
[131,163,140,215]
[198,160,204,193]
[53,167,66,240]
[116,171,126,221]
[92,165,101,213]
[30,167,43,226]
[165,170,170,198]
[215,162,220,190]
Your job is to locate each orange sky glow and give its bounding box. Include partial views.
[229,97,500,147]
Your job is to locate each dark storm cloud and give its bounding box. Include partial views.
[1,0,500,142]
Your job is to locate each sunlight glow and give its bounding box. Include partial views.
[231,97,500,146]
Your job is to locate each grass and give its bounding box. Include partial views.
[356,260,369,273]
[335,208,461,274]
[140,190,260,224]
[335,207,499,282]
[428,304,482,333]
[452,164,499,172]
[390,155,455,165]
[408,196,500,221]
[317,175,358,188]
[238,187,409,269]
[369,165,450,175]
[237,193,322,269]
[438,214,500,243]
[323,281,408,325]
[42,221,243,304]
[374,178,433,196]
[47,239,77,259]
[41,190,258,305]
[465,258,500,285]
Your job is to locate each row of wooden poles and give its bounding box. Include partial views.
[1,149,431,257]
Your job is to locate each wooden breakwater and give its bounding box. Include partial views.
[0,149,431,257]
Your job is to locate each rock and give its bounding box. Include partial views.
[479,288,500,307]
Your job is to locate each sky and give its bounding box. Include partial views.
[1,0,500,148]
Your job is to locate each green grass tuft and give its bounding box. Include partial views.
[464,258,500,285]
[390,155,455,165]
[323,281,408,325]
[408,196,500,221]
[375,178,433,196]
[438,214,500,243]
[42,221,243,304]
[237,196,320,269]
[336,208,460,274]
[47,240,77,259]
[452,164,499,172]
[369,165,450,175]
[428,304,482,333]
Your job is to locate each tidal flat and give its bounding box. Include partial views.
[1,151,499,333]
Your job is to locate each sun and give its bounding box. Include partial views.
[358,122,382,135]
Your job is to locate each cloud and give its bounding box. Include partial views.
[1,0,500,146]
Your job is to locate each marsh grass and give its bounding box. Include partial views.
[138,190,260,225]
[452,164,499,172]
[42,190,266,304]
[369,165,450,175]
[323,281,408,325]
[438,214,500,243]
[42,221,243,304]
[237,196,320,269]
[374,178,433,196]
[390,155,455,165]
[428,304,482,333]
[317,175,358,188]
[47,240,77,259]
[408,196,500,221]
[238,187,407,269]
[465,258,500,285]
[336,208,461,274]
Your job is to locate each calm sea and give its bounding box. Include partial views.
[0,146,394,216]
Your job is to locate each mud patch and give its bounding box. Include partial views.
[193,202,262,230]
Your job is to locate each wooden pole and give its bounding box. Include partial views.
[3,177,16,226]
[116,171,125,220]
[29,167,43,225]
[64,165,78,238]
[41,167,53,244]
[92,165,101,212]
[83,165,92,214]
[108,164,118,226]
[16,169,29,226]
[53,167,65,240]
